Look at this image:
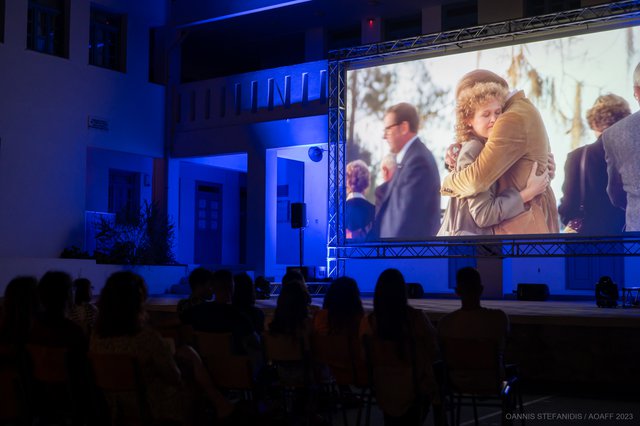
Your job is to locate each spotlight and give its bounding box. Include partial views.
[308,146,325,162]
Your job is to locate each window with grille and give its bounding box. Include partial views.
[108,169,140,225]
[0,0,5,44]
[27,0,68,57]
[89,6,126,71]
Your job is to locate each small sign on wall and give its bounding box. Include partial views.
[88,116,109,131]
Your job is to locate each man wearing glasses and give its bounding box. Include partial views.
[371,102,441,240]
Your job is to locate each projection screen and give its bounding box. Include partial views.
[345,25,640,241]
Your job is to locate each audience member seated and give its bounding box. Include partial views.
[437,267,510,360]
[233,272,265,334]
[270,278,313,342]
[313,276,364,337]
[254,276,271,300]
[313,276,366,388]
[281,270,320,315]
[90,271,235,424]
[0,276,38,345]
[177,267,213,322]
[29,271,88,355]
[28,271,90,423]
[183,269,258,356]
[69,278,98,336]
[267,279,314,391]
[360,268,438,426]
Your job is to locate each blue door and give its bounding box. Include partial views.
[194,182,222,265]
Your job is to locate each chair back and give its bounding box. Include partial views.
[0,344,29,422]
[363,334,432,418]
[26,344,84,423]
[90,353,141,391]
[263,333,305,362]
[263,333,310,388]
[440,337,502,395]
[89,352,151,426]
[311,333,367,387]
[26,344,69,383]
[192,331,253,390]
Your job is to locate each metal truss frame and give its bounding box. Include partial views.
[326,1,640,275]
[329,1,640,62]
[327,60,346,278]
[334,236,640,259]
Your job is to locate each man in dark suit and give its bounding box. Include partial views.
[603,63,640,231]
[372,102,440,239]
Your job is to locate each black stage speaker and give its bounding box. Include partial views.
[407,283,425,299]
[286,265,310,281]
[516,283,549,301]
[595,276,618,308]
[291,202,306,229]
[255,276,271,300]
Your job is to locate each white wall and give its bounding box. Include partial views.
[273,145,328,280]
[0,258,188,296]
[503,257,568,296]
[346,257,615,297]
[302,152,329,272]
[345,258,450,294]
[0,0,166,259]
[276,158,305,265]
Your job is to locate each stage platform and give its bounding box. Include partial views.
[147,294,640,327]
[146,294,640,394]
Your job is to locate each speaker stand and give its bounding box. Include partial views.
[298,227,304,269]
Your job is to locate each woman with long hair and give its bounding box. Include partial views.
[91,271,234,424]
[314,276,363,336]
[232,272,265,334]
[0,276,38,344]
[269,278,312,340]
[360,269,438,426]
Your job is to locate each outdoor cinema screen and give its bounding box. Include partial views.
[345,24,640,241]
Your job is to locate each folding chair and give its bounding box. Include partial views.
[0,344,30,425]
[440,337,524,426]
[263,333,315,423]
[89,352,152,426]
[27,344,80,425]
[192,331,254,400]
[311,333,372,426]
[362,335,433,426]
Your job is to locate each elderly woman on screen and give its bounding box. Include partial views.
[558,94,631,234]
[346,159,375,240]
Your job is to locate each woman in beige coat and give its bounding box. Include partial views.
[438,81,548,236]
[441,70,559,234]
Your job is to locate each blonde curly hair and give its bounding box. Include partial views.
[586,94,631,133]
[455,82,509,144]
[346,160,371,194]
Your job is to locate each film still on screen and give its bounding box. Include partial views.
[346,25,640,241]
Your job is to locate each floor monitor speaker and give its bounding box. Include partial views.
[407,283,424,299]
[516,283,549,301]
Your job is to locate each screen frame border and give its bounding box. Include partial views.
[326,1,640,277]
